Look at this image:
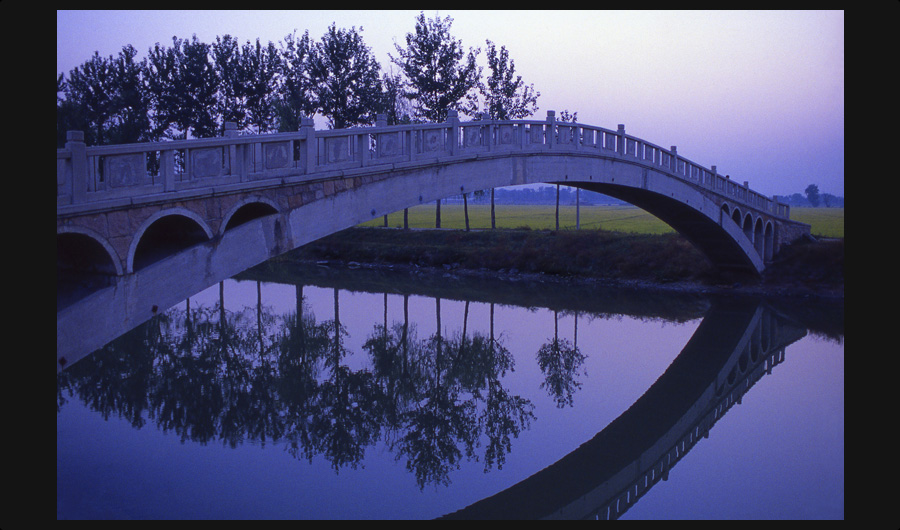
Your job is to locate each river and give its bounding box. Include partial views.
[56,262,843,519]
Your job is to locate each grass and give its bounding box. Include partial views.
[289,227,715,283]
[362,204,844,239]
[360,204,676,234]
[285,203,843,290]
[787,207,844,238]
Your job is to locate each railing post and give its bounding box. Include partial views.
[670,146,678,174]
[224,122,245,182]
[358,131,370,167]
[65,131,87,204]
[300,117,316,173]
[481,112,493,152]
[161,149,176,191]
[546,110,556,148]
[447,110,459,155]
[370,113,388,163]
[617,124,626,155]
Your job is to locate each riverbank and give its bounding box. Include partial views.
[274,227,844,301]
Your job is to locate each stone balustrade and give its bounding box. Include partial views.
[57,110,789,219]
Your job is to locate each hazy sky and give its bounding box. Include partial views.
[57,10,844,196]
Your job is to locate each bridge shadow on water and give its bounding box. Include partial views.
[57,263,827,519]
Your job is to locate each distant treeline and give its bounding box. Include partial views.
[774,193,844,208]
[442,187,627,206]
[449,186,846,207]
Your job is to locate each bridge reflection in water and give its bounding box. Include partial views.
[57,265,813,519]
[442,296,804,519]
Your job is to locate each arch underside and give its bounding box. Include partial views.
[567,182,759,275]
[285,153,764,275]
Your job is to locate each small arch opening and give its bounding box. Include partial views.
[764,222,775,262]
[133,214,210,271]
[224,202,278,232]
[754,218,765,255]
[57,231,119,309]
[742,213,754,241]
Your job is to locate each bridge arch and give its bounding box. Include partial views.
[731,207,742,226]
[282,153,767,275]
[742,212,754,241]
[58,114,814,370]
[221,196,280,235]
[754,217,764,255]
[720,203,730,223]
[57,225,123,277]
[764,222,775,262]
[128,207,214,273]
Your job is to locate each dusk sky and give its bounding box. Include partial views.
[57,10,844,197]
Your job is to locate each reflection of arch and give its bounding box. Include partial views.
[128,208,213,273]
[441,299,807,520]
[221,196,280,235]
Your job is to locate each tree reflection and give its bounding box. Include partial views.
[390,297,480,488]
[536,309,587,408]
[58,285,555,490]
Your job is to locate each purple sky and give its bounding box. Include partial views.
[57,10,844,197]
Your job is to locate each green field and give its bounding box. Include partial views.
[361,204,844,238]
[787,207,844,238]
[361,204,676,234]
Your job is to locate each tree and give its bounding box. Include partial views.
[805,183,821,207]
[211,35,249,131]
[276,30,317,132]
[308,24,383,129]
[241,38,282,133]
[474,40,542,229]
[392,12,482,228]
[555,111,578,230]
[379,68,414,125]
[480,40,540,120]
[391,12,482,122]
[145,35,218,140]
[58,45,151,146]
[106,45,151,144]
[60,51,116,145]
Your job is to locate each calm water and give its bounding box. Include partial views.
[57,264,843,519]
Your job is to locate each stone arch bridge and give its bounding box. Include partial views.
[57,111,809,370]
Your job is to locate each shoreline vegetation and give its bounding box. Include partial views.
[273,224,844,302]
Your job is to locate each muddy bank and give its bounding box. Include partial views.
[272,227,843,302]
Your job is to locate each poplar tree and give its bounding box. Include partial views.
[480,40,540,120]
[308,24,383,129]
[241,38,282,133]
[276,30,317,132]
[391,12,481,122]
[211,34,249,131]
[60,51,116,145]
[145,35,217,139]
[58,45,151,146]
